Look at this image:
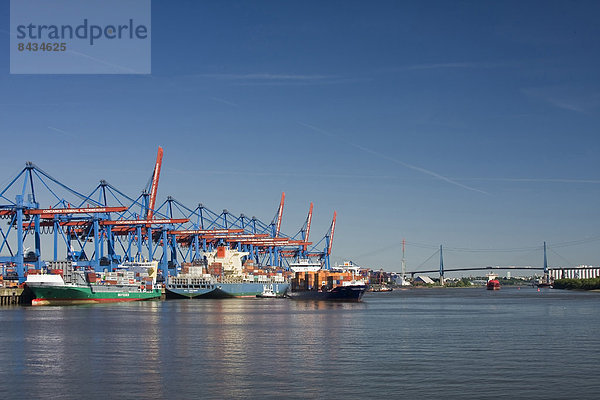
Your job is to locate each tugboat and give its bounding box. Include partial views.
[370,284,393,292]
[256,284,285,298]
[369,268,393,292]
[256,285,277,298]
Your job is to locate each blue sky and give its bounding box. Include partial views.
[1,0,599,273]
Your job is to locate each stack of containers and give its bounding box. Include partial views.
[208,262,223,276]
[143,276,153,291]
[106,271,118,285]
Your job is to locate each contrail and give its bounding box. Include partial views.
[298,122,489,195]
[165,167,408,180]
[461,177,600,184]
[66,49,145,74]
[208,97,239,107]
[48,126,77,138]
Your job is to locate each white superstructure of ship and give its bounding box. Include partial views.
[289,258,322,273]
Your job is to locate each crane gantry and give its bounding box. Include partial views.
[0,148,337,282]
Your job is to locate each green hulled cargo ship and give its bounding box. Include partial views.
[26,261,162,306]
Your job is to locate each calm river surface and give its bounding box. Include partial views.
[1,287,599,399]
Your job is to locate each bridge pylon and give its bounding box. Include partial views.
[541,241,551,285]
[439,244,444,285]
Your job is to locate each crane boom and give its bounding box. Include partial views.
[170,229,244,235]
[327,211,336,256]
[101,218,188,226]
[146,146,163,220]
[303,202,313,251]
[275,192,285,237]
[26,206,127,217]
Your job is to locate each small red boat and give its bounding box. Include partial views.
[486,279,501,290]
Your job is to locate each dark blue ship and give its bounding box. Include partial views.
[286,269,368,302]
[286,283,367,301]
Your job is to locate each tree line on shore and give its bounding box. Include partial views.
[553,278,600,290]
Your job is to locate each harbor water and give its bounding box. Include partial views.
[1,287,599,399]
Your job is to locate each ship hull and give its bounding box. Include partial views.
[165,286,216,299]
[166,282,289,299]
[27,284,161,306]
[286,285,367,302]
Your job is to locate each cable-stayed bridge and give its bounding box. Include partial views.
[403,241,599,283]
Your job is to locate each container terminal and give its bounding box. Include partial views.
[0,147,360,304]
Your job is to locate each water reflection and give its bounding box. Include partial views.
[159,299,368,398]
[3,289,600,399]
[7,303,165,400]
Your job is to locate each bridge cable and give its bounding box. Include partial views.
[548,248,574,267]
[414,249,440,271]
